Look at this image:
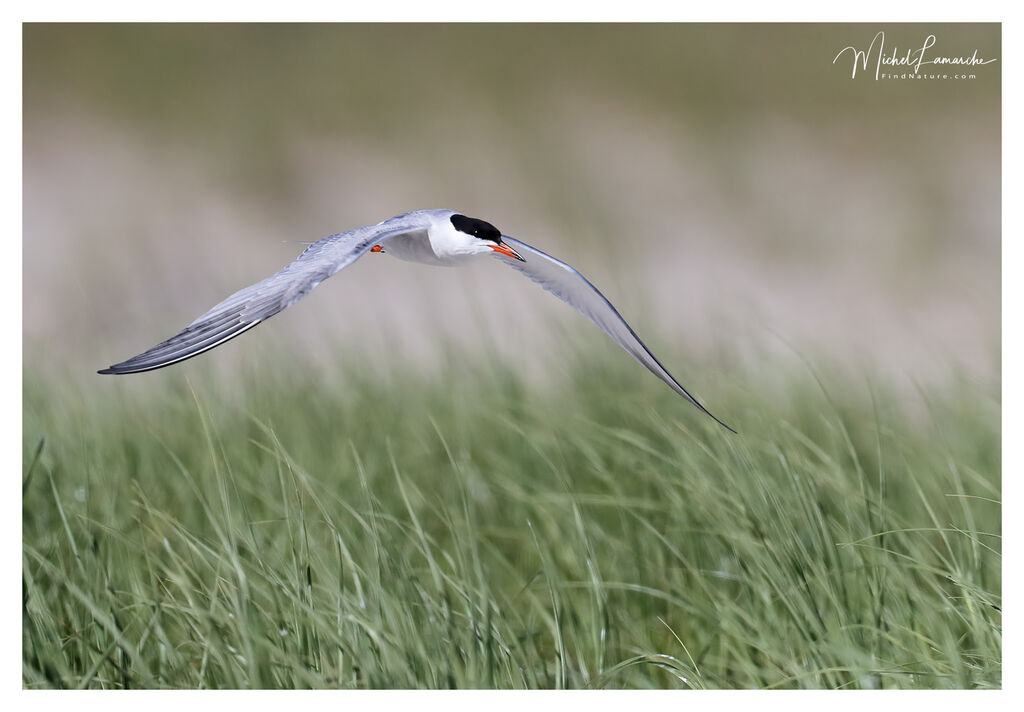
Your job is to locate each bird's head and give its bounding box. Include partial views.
[445,213,525,261]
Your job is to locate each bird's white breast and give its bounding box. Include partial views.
[384,218,480,267]
[384,232,452,266]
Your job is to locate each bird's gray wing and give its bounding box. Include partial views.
[99,220,426,374]
[494,236,734,432]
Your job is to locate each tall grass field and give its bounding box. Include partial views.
[22,347,1000,689]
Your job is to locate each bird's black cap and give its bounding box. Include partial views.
[451,214,503,243]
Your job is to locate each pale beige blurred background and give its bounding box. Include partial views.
[23,24,1000,392]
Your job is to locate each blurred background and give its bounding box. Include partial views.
[23,23,1000,396]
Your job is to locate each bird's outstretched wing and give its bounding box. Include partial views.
[98,219,427,374]
[493,236,735,432]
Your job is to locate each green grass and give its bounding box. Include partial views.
[22,349,1000,689]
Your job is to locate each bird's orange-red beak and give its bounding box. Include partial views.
[490,242,526,261]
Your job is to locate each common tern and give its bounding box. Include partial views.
[99,209,733,431]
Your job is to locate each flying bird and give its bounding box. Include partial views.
[99,209,733,431]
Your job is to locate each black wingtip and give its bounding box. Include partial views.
[98,362,156,375]
[702,405,738,434]
[98,364,134,375]
[688,396,737,434]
